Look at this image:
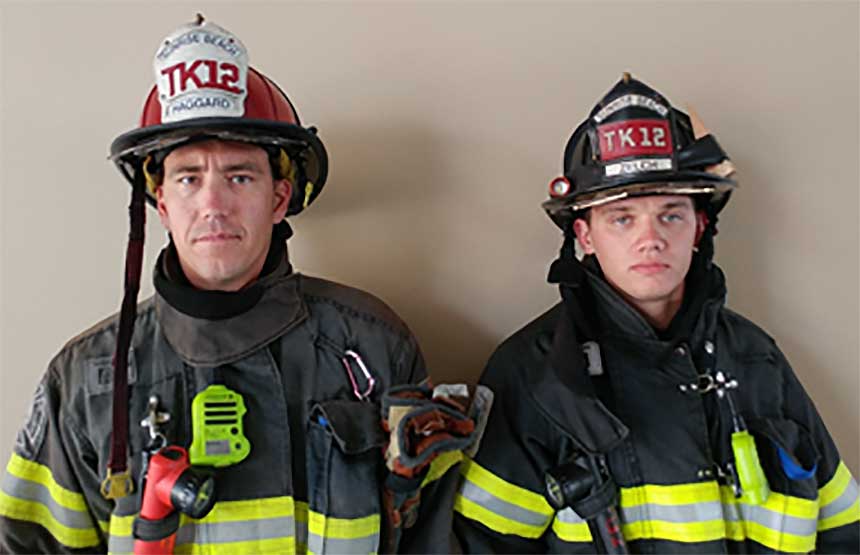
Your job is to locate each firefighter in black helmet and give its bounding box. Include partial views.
[454,73,859,554]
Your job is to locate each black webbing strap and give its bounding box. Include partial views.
[101,174,146,500]
[133,511,180,541]
[537,243,629,455]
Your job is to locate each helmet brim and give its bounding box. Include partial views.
[543,170,736,216]
[110,117,328,216]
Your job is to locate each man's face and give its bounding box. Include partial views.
[573,195,706,310]
[157,140,290,291]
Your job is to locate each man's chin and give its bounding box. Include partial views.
[193,240,242,254]
[185,262,248,291]
[629,284,683,304]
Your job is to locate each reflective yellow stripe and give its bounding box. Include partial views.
[0,491,100,548]
[460,458,554,516]
[308,510,379,539]
[720,485,818,521]
[819,462,851,506]
[296,500,309,523]
[623,518,727,543]
[294,501,310,550]
[818,497,860,532]
[307,506,379,553]
[550,516,591,542]
[622,481,720,506]
[1,454,99,548]
[455,458,553,538]
[720,485,817,551]
[107,496,298,537]
[421,450,463,488]
[106,514,134,554]
[817,461,860,531]
[454,494,548,538]
[617,482,726,543]
[6,453,88,511]
[107,513,134,538]
[107,497,299,555]
[579,482,816,548]
[173,537,296,554]
[461,470,824,548]
[199,496,296,522]
[726,519,815,553]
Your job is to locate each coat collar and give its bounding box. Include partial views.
[155,257,307,368]
[583,256,727,345]
[153,223,308,367]
[549,253,727,346]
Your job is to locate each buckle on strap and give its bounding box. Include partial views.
[679,371,739,395]
[100,469,134,499]
[679,373,716,394]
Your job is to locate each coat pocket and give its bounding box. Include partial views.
[747,417,820,500]
[306,399,386,554]
[727,417,821,553]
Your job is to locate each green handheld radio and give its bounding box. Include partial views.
[189,385,251,467]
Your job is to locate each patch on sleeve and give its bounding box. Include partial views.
[15,379,48,458]
[86,351,138,396]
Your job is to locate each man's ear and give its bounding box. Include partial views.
[156,186,171,231]
[573,218,595,255]
[272,179,291,223]
[694,210,709,246]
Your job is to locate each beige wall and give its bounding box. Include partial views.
[1,1,857,477]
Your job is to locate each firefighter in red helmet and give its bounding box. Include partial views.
[0,17,485,554]
[454,73,859,553]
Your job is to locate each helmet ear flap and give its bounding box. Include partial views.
[142,156,162,196]
[294,158,310,211]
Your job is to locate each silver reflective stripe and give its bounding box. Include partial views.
[107,516,296,554]
[460,479,551,528]
[175,515,296,544]
[820,477,859,520]
[555,507,586,524]
[724,500,818,537]
[308,531,379,554]
[622,500,724,524]
[107,534,134,555]
[297,516,309,547]
[0,472,93,530]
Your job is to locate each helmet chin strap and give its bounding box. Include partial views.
[102,171,147,499]
[547,231,589,287]
[697,204,721,267]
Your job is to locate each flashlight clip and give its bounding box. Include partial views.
[141,395,170,451]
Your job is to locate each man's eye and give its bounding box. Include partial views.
[613,215,632,226]
[230,175,252,185]
[178,176,196,186]
[662,213,683,223]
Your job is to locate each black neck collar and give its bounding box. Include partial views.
[551,252,725,342]
[153,221,293,320]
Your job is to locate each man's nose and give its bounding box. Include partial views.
[637,218,666,252]
[198,175,230,219]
